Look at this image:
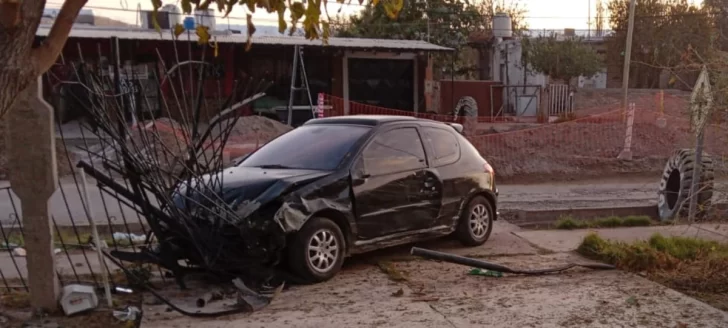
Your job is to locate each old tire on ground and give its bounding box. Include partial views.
[657,149,714,221]
[287,217,346,283]
[456,196,494,246]
[452,96,478,119]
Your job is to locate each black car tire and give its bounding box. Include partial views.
[455,196,494,246]
[287,217,346,283]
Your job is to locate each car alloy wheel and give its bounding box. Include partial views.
[469,204,489,239]
[307,229,340,274]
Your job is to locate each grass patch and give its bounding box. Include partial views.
[553,215,653,230]
[0,290,31,309]
[577,233,728,311]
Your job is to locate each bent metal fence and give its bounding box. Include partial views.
[0,35,287,316]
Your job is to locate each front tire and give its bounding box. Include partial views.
[456,196,494,246]
[287,217,345,282]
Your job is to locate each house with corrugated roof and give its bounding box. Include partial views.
[37,11,451,128]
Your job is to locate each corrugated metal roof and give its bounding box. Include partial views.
[35,25,453,52]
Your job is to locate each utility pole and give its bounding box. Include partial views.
[588,0,591,39]
[621,0,637,121]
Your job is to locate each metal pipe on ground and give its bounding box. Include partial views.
[410,247,615,274]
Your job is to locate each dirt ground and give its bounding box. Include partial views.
[140,221,728,328]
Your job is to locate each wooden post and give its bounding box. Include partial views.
[7,77,59,312]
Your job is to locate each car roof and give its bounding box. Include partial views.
[305,115,437,127]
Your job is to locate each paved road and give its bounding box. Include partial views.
[1,176,725,228]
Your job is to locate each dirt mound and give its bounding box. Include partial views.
[574,89,691,117]
[470,110,715,182]
[124,116,292,176]
[222,115,293,144]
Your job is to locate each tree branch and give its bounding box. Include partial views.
[0,0,21,29]
[31,0,88,74]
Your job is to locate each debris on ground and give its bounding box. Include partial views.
[61,284,99,316]
[12,247,26,257]
[196,291,223,308]
[233,278,285,312]
[467,268,504,278]
[112,232,146,244]
[112,306,141,322]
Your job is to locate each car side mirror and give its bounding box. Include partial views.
[352,172,371,186]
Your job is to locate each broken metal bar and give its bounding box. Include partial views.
[196,290,223,308]
[410,247,616,274]
[77,160,173,230]
[101,250,256,317]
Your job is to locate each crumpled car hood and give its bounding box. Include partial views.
[172,166,331,219]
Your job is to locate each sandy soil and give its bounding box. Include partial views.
[140,222,728,328]
[142,255,728,328]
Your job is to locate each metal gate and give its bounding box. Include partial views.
[547,84,574,116]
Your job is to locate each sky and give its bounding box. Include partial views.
[44,0,705,32]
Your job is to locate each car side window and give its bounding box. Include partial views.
[362,127,427,176]
[423,127,460,166]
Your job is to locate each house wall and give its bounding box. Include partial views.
[491,39,547,115]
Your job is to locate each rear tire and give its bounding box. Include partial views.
[287,217,345,283]
[456,196,494,246]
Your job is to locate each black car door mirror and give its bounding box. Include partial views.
[352,172,371,186]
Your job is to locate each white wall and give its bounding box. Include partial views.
[490,38,607,115]
[577,69,607,89]
[491,39,547,116]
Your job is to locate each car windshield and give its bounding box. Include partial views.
[240,124,371,171]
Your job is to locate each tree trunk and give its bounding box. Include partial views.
[0,0,44,118]
[0,0,88,118]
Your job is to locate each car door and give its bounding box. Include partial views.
[351,125,437,239]
[421,126,462,226]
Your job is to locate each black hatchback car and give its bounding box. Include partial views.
[185,115,498,282]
